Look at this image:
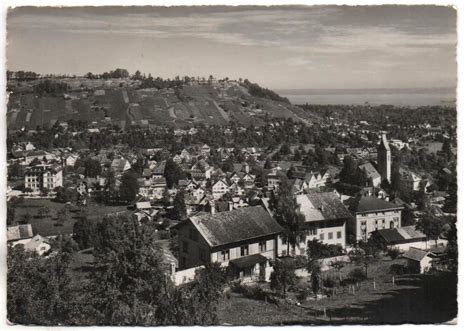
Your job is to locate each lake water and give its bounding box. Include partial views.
[277,88,456,107]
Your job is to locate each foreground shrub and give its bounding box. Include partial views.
[387,247,401,260]
[348,267,366,281]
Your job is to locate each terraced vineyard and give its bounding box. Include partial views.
[7,78,318,129]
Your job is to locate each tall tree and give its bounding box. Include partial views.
[270,259,297,298]
[73,216,99,250]
[164,159,185,189]
[172,190,187,220]
[7,243,77,325]
[416,211,447,246]
[119,170,139,204]
[270,179,306,255]
[86,214,169,325]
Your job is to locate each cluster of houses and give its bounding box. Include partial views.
[7,131,450,285]
[166,135,447,284]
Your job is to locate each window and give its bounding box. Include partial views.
[337,231,342,239]
[221,249,230,261]
[259,241,267,252]
[361,221,367,226]
[182,241,188,253]
[240,245,249,256]
[328,232,333,240]
[319,233,325,241]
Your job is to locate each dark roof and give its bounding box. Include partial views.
[297,192,352,223]
[376,229,405,243]
[189,206,283,248]
[403,247,429,261]
[376,226,426,244]
[348,196,403,214]
[229,254,268,268]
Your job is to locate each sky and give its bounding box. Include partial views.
[7,5,457,90]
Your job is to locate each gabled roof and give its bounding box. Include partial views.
[297,192,352,223]
[188,206,283,248]
[111,158,129,171]
[348,195,403,214]
[403,247,430,261]
[359,162,381,180]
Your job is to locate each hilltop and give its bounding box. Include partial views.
[7,75,318,130]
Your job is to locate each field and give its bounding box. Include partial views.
[217,257,457,325]
[11,199,130,237]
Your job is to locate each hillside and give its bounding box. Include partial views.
[7,78,319,130]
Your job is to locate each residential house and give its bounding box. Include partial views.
[212,179,230,199]
[173,206,283,282]
[24,150,56,165]
[290,192,352,256]
[347,195,404,241]
[400,168,423,191]
[200,144,211,156]
[65,154,79,167]
[110,158,131,174]
[11,234,51,256]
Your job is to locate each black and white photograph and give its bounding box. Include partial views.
[4,2,461,327]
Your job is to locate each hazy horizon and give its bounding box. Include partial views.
[7,5,456,90]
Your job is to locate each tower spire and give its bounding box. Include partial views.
[377,131,391,183]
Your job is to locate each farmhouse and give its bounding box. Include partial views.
[173,206,283,282]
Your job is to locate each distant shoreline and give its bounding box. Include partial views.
[277,87,456,107]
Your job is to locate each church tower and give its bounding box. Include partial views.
[377,132,391,183]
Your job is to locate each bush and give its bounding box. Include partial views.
[387,247,401,260]
[296,288,311,301]
[348,267,366,281]
[323,277,336,288]
[389,264,407,275]
[231,283,266,301]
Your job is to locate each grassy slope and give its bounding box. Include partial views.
[217,257,457,325]
[7,81,316,129]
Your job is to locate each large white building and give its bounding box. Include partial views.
[24,164,63,193]
[347,195,403,241]
[289,192,352,256]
